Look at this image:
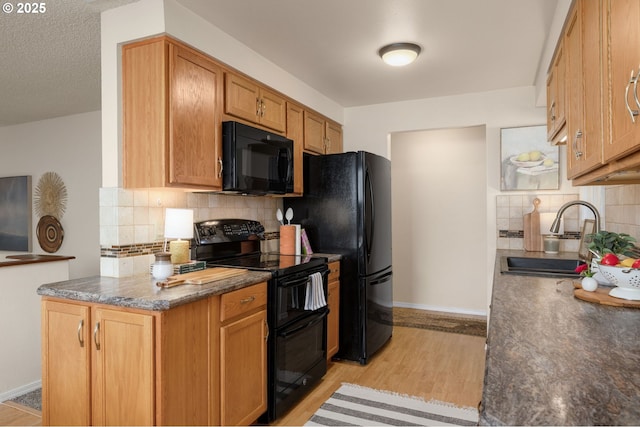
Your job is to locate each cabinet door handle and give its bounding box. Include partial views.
[573,130,583,158]
[625,69,639,123]
[633,68,640,114]
[77,319,84,347]
[218,157,223,178]
[549,101,556,122]
[240,295,256,304]
[264,320,269,341]
[93,322,100,350]
[261,100,266,117]
[256,97,261,116]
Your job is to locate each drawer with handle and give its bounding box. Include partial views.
[220,281,267,322]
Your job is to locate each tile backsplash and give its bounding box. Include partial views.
[496,193,581,252]
[100,187,283,277]
[604,185,640,238]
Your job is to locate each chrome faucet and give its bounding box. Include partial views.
[550,200,602,234]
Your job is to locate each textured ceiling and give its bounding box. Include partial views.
[0,0,563,127]
[0,0,137,127]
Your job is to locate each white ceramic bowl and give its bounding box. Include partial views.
[596,263,640,300]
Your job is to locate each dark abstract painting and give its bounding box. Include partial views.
[0,176,32,251]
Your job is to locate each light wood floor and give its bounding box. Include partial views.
[274,326,486,425]
[0,326,485,426]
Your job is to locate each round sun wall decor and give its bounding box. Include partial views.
[34,171,67,220]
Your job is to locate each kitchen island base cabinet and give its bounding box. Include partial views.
[41,298,210,426]
[41,281,268,426]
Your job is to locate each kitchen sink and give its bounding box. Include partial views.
[500,256,586,278]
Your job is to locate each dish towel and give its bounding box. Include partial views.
[304,272,327,310]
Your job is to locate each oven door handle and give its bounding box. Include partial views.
[279,269,328,288]
[277,309,328,338]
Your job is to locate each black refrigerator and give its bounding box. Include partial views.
[284,151,393,364]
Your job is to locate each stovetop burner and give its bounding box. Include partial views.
[191,219,327,277]
[206,252,326,277]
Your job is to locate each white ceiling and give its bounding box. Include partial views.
[0,0,561,127]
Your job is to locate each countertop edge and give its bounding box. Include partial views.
[1,254,75,268]
[37,271,273,311]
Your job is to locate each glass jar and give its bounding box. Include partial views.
[152,252,173,280]
[543,235,560,254]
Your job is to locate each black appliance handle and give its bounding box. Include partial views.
[365,167,375,263]
[278,309,328,338]
[370,271,393,286]
[279,268,328,289]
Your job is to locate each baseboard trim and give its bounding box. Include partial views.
[394,301,487,318]
[0,380,41,403]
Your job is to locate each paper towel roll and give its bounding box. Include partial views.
[280,225,297,255]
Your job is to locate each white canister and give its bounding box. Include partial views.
[152,252,173,280]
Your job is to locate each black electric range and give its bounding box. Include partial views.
[190,218,329,421]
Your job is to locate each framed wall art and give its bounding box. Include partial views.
[500,125,559,191]
[579,219,596,260]
[0,175,32,252]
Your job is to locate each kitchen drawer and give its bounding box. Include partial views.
[220,282,267,322]
[328,261,340,282]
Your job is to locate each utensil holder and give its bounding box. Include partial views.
[279,225,296,255]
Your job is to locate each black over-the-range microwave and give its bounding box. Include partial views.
[222,121,294,195]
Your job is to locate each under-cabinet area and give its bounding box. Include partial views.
[121,35,342,194]
[39,278,270,426]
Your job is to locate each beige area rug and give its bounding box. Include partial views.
[305,383,478,426]
[393,307,487,337]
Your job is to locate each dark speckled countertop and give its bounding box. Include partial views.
[37,271,273,311]
[481,249,640,426]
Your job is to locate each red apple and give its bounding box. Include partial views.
[600,253,620,266]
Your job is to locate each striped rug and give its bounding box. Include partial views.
[305,383,478,426]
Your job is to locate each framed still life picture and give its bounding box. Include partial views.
[500,125,559,191]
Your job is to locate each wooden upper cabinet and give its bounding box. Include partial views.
[547,42,566,143]
[325,120,343,154]
[286,102,305,195]
[303,110,327,154]
[605,0,640,162]
[304,110,343,155]
[122,36,223,190]
[225,73,286,133]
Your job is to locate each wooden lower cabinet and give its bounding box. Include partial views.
[327,261,341,360]
[218,283,268,426]
[41,281,268,426]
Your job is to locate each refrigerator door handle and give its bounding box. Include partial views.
[370,271,392,286]
[365,168,375,263]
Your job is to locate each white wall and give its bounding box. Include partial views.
[0,111,102,279]
[0,260,70,400]
[391,126,487,315]
[344,86,567,311]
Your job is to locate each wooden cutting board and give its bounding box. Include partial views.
[157,267,248,288]
[574,285,640,308]
[523,198,542,251]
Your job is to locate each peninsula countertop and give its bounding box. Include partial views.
[481,249,640,426]
[37,270,273,311]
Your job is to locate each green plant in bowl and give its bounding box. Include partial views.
[587,230,637,258]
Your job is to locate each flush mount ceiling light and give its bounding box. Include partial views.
[378,42,421,66]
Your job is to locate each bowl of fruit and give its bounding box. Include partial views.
[596,253,640,300]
